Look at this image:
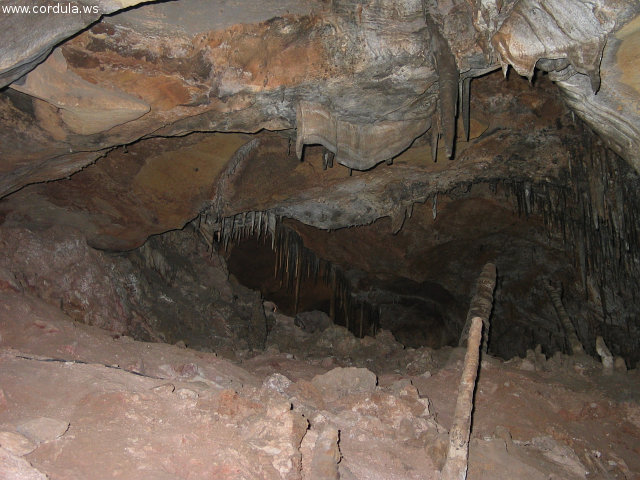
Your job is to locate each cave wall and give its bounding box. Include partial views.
[284,128,640,366]
[0,0,639,368]
[0,223,269,356]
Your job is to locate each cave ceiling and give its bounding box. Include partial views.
[0,0,638,283]
[1,0,640,364]
[0,0,638,203]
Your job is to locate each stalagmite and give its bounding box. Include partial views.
[614,357,627,372]
[441,316,483,480]
[344,300,350,331]
[458,263,497,352]
[545,281,584,355]
[595,336,614,374]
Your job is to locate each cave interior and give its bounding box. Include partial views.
[0,0,640,478]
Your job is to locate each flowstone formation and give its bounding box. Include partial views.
[0,0,639,194]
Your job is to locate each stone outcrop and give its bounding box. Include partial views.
[0,0,639,197]
[11,50,150,136]
[0,0,150,88]
[0,0,640,371]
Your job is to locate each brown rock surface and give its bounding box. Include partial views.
[16,418,69,445]
[0,2,640,478]
[0,0,639,196]
[0,447,48,480]
[0,432,36,457]
[1,286,637,479]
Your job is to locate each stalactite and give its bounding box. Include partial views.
[490,129,640,363]
[431,111,439,162]
[460,76,471,142]
[198,212,380,338]
[329,269,336,322]
[423,4,458,159]
[322,149,334,170]
[294,245,302,314]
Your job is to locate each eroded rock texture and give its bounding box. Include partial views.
[1,0,638,192]
[0,224,270,353]
[1,0,640,370]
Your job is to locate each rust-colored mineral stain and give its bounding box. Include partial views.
[69,68,194,111]
[203,16,330,89]
[133,133,251,202]
[616,15,640,96]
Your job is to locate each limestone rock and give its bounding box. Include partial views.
[0,225,133,332]
[311,367,377,402]
[0,447,48,480]
[16,417,69,444]
[595,336,614,374]
[296,101,431,170]
[267,313,313,353]
[308,426,341,480]
[240,401,308,480]
[0,432,37,456]
[0,0,149,88]
[11,50,150,135]
[492,0,613,87]
[263,373,293,395]
[0,0,636,211]
[0,267,21,292]
[615,356,627,372]
[294,311,332,334]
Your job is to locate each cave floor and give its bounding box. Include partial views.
[0,290,639,480]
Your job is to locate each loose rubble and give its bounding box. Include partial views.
[0,285,637,479]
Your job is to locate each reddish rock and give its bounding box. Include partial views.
[0,447,48,480]
[0,432,37,457]
[16,417,70,444]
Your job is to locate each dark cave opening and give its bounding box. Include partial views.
[215,131,640,369]
[225,225,459,350]
[226,235,333,316]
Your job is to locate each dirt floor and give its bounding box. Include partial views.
[1,289,639,480]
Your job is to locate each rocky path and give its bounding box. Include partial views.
[1,291,638,479]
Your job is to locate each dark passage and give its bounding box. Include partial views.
[226,236,332,316]
[225,224,459,349]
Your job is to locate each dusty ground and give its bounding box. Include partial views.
[1,289,639,480]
